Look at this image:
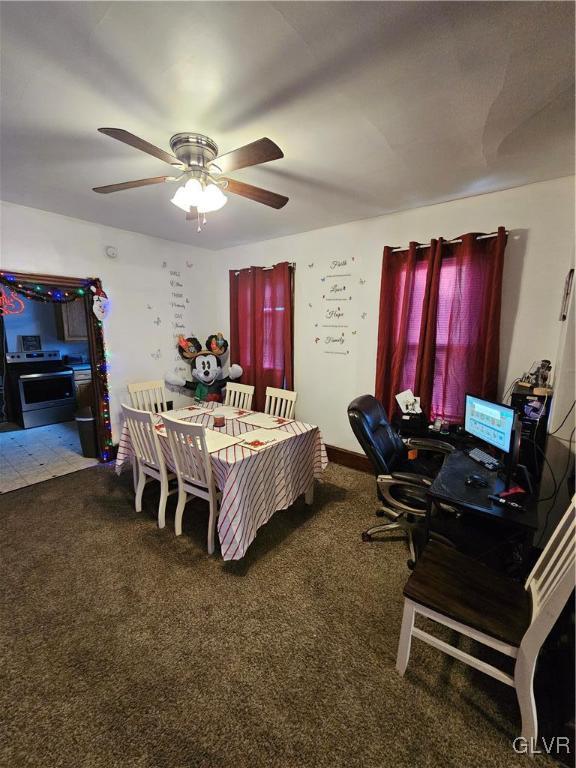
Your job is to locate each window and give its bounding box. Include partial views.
[375,230,507,422]
[229,263,294,411]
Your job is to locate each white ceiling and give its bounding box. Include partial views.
[1,1,574,250]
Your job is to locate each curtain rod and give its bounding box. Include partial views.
[391,230,507,252]
[233,262,295,275]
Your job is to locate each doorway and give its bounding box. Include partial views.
[0,269,112,492]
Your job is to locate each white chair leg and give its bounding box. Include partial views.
[514,651,538,743]
[132,459,139,493]
[135,465,146,513]
[158,478,168,529]
[207,498,218,555]
[396,600,416,675]
[174,488,187,536]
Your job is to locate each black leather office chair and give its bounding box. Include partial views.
[348,394,454,559]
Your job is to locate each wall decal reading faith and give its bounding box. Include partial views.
[311,255,360,357]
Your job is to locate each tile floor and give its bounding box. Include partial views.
[0,421,99,494]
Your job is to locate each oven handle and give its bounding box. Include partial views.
[19,371,74,380]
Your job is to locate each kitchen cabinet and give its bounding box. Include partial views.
[55,301,88,341]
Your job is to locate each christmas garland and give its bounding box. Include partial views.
[0,271,92,306]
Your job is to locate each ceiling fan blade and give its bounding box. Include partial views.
[98,128,182,167]
[223,178,288,209]
[93,176,171,194]
[215,138,283,174]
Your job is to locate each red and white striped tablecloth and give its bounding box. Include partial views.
[115,402,328,560]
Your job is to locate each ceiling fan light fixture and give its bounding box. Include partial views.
[197,183,227,213]
[170,178,204,211]
[184,178,204,205]
[170,185,192,212]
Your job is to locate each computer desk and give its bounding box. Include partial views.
[424,450,539,570]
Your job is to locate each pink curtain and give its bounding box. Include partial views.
[375,228,507,422]
[229,262,294,411]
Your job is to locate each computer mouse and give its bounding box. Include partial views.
[465,473,489,488]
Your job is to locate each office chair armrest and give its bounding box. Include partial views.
[378,472,432,488]
[404,437,454,455]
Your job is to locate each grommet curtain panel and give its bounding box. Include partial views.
[375,227,507,422]
[229,262,294,412]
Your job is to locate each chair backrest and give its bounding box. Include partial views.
[162,415,213,492]
[122,404,164,472]
[522,497,576,654]
[224,382,255,410]
[128,380,167,413]
[264,387,297,419]
[347,394,406,475]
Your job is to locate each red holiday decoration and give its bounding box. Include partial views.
[0,286,25,315]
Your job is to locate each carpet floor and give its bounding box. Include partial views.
[1,463,554,768]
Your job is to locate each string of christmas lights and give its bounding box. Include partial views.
[0,272,90,303]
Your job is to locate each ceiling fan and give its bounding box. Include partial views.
[92,128,288,228]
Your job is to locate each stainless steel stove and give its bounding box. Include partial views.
[5,351,77,428]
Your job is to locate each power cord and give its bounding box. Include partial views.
[549,400,575,436]
[536,427,575,547]
[522,436,558,503]
[502,377,521,403]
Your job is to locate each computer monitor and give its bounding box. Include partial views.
[464,394,516,454]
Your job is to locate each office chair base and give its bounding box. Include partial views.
[361,520,416,562]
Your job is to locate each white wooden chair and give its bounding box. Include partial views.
[121,404,176,529]
[162,415,221,555]
[264,386,298,419]
[223,382,254,410]
[128,380,168,413]
[396,497,576,747]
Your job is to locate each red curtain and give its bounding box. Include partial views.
[375,227,506,422]
[229,262,294,411]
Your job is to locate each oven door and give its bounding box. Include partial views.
[18,371,76,412]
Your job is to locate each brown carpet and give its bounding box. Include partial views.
[1,463,554,768]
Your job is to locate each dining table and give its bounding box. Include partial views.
[115,400,328,560]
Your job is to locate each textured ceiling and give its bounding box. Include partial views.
[0,1,574,250]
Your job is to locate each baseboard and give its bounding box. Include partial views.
[325,445,372,473]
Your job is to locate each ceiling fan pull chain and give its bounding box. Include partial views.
[197,209,201,233]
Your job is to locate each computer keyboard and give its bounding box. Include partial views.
[467,447,500,471]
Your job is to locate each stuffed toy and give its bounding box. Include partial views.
[165,332,243,402]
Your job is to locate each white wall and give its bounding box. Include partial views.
[212,177,575,451]
[0,202,213,440]
[3,176,574,453]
